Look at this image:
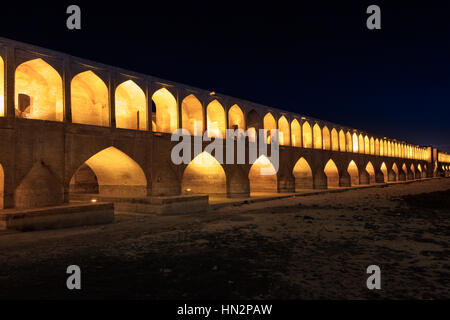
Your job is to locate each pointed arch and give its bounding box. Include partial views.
[359,134,365,154]
[364,135,370,155]
[313,123,322,149]
[324,159,339,188]
[182,94,203,136]
[291,119,301,147]
[375,138,380,156]
[182,152,226,195]
[331,128,339,151]
[346,131,353,152]
[152,88,178,134]
[263,113,277,144]
[249,155,277,193]
[278,116,290,146]
[352,133,359,153]
[392,163,399,181]
[380,162,388,183]
[115,80,147,130]
[228,104,245,131]
[322,126,331,150]
[293,157,313,190]
[339,130,346,152]
[302,121,312,148]
[15,58,63,121]
[370,137,375,155]
[347,160,359,186]
[365,162,376,184]
[72,70,109,126]
[0,56,4,117]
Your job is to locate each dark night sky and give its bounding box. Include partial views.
[1,1,449,151]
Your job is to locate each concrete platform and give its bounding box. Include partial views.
[0,202,114,231]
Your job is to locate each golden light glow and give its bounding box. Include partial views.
[15,58,63,121]
[71,71,109,126]
[313,123,322,149]
[182,94,203,136]
[291,119,301,147]
[228,104,245,131]
[359,134,364,154]
[249,155,277,193]
[438,152,450,163]
[347,160,359,186]
[206,100,226,138]
[302,121,312,148]
[293,157,313,189]
[263,113,276,144]
[375,139,380,156]
[152,88,178,134]
[352,133,359,153]
[339,130,346,152]
[346,132,353,152]
[381,162,388,182]
[402,163,408,176]
[364,135,370,155]
[278,116,290,146]
[0,56,4,117]
[115,80,147,130]
[247,110,261,131]
[322,126,331,150]
[370,137,375,155]
[331,128,339,151]
[417,164,422,173]
[324,159,339,188]
[182,152,226,195]
[366,161,376,184]
[392,163,399,180]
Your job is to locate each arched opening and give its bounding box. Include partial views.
[324,159,339,188]
[0,56,4,117]
[71,70,109,126]
[322,126,331,150]
[206,100,226,138]
[115,80,147,130]
[249,155,277,194]
[352,133,359,153]
[293,157,313,190]
[347,160,359,186]
[278,116,290,146]
[380,162,388,183]
[302,121,312,148]
[364,136,370,155]
[391,163,399,181]
[402,163,408,177]
[182,152,226,195]
[410,164,416,178]
[375,139,380,156]
[366,162,376,184]
[228,104,245,131]
[247,110,261,142]
[370,137,375,155]
[339,130,346,152]
[263,113,277,144]
[346,132,353,152]
[313,123,322,149]
[70,147,147,198]
[0,164,4,209]
[152,88,178,134]
[388,141,392,157]
[331,128,339,151]
[291,119,301,147]
[15,58,63,121]
[182,94,203,136]
[359,134,364,154]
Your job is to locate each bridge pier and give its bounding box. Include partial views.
[313,169,327,189]
[398,170,406,181]
[359,170,370,185]
[388,169,397,182]
[339,171,351,187]
[375,169,385,183]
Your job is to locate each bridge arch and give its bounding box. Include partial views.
[152,88,178,134]
[324,159,339,188]
[249,155,277,194]
[228,104,245,131]
[182,152,226,196]
[347,160,359,186]
[182,94,203,136]
[15,58,63,121]
[331,128,339,151]
[291,119,301,147]
[364,136,370,154]
[263,113,277,144]
[339,130,346,152]
[390,163,399,181]
[71,70,109,126]
[313,123,322,149]
[352,133,358,153]
[293,157,313,190]
[365,161,376,184]
[115,80,147,130]
[323,126,331,150]
[278,116,290,146]
[0,56,4,116]
[380,162,388,182]
[359,134,365,154]
[302,121,312,148]
[346,131,352,152]
[206,100,226,138]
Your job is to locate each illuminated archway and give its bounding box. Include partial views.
[313,124,322,149]
[380,162,388,183]
[70,147,147,197]
[293,157,313,190]
[324,159,339,188]
[366,162,376,184]
[359,134,364,154]
[303,121,312,148]
[15,58,63,121]
[152,88,178,133]
[392,163,399,181]
[322,126,331,150]
[291,119,301,147]
[115,80,147,130]
[182,94,203,136]
[375,139,380,156]
[364,136,370,155]
[346,132,353,152]
[352,133,359,153]
[228,104,245,132]
[0,56,4,116]
[263,113,277,144]
[205,100,226,138]
[347,160,359,186]
[370,137,375,155]
[339,130,346,152]
[402,163,408,177]
[71,70,109,126]
[331,128,339,151]
[0,163,3,209]
[249,155,277,193]
[182,152,226,195]
[388,141,392,157]
[278,116,290,146]
[410,164,416,178]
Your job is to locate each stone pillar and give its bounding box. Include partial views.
[339,171,351,187]
[63,57,72,122]
[226,166,250,198]
[313,169,327,189]
[398,170,406,181]
[359,170,370,185]
[278,172,295,193]
[5,46,15,119]
[109,73,116,128]
[388,169,397,182]
[375,169,385,183]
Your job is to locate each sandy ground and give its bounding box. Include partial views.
[0,178,449,300]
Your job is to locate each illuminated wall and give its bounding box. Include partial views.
[364,136,370,155]
[263,113,276,144]
[228,104,245,131]
[375,139,380,155]
[380,162,388,182]
[115,80,147,130]
[182,152,226,195]
[71,71,109,126]
[366,162,376,184]
[392,163,399,180]
[370,137,375,155]
[352,133,358,153]
[15,59,63,121]
[249,155,277,193]
[0,56,4,117]
[346,132,352,152]
[313,124,322,149]
[291,119,301,147]
[322,126,331,150]
[331,128,339,151]
[347,160,359,186]
[152,88,178,134]
[358,134,364,154]
[324,159,339,188]
[207,100,226,138]
[182,94,203,136]
[302,121,312,148]
[293,157,313,189]
[339,130,346,152]
[278,116,290,146]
